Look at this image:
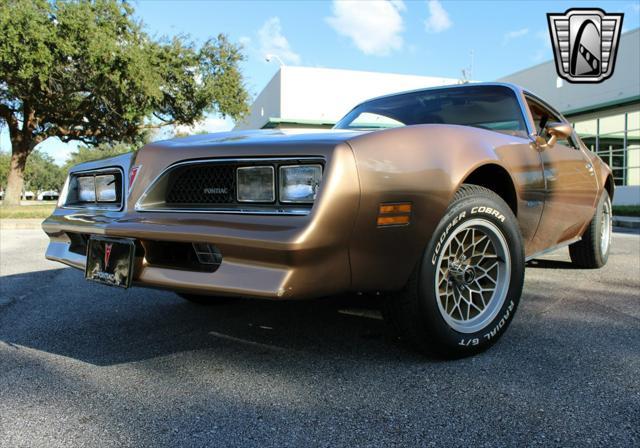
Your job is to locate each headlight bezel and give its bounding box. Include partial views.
[60,167,124,210]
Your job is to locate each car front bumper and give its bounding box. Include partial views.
[42,209,355,300]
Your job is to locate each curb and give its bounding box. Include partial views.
[0,219,44,230]
[613,216,640,229]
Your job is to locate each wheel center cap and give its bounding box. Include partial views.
[449,261,476,285]
[463,267,476,284]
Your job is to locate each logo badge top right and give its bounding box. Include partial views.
[547,8,623,83]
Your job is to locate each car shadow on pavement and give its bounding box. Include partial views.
[2,265,638,370]
[525,258,579,269]
[0,268,426,366]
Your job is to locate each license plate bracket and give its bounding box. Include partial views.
[85,236,135,288]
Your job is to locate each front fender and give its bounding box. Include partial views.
[345,124,526,291]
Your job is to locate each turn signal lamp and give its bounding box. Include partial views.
[377,202,412,227]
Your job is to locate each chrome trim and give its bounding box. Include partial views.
[61,166,125,212]
[135,157,324,215]
[525,236,581,262]
[134,207,312,216]
[236,165,276,203]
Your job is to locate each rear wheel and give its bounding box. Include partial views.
[569,191,612,268]
[383,184,525,358]
[177,293,236,306]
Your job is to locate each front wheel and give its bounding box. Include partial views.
[383,184,525,358]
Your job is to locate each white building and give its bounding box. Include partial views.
[234,66,458,130]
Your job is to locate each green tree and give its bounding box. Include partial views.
[0,151,10,192]
[0,0,248,205]
[23,150,65,192]
[0,149,64,193]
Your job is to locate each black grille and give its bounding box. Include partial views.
[166,164,236,205]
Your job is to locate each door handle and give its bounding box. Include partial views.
[585,163,594,175]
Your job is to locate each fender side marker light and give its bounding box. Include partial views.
[377,202,412,227]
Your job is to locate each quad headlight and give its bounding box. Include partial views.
[279,165,322,203]
[95,174,117,202]
[235,164,323,204]
[77,176,97,202]
[236,166,275,202]
[63,171,121,207]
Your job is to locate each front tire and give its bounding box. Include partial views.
[383,184,525,358]
[569,190,612,268]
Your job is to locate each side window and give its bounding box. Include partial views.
[526,98,578,149]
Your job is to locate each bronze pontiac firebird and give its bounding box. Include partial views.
[43,83,613,357]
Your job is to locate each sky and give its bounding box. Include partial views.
[2,0,639,165]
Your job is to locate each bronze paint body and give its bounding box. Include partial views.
[42,84,611,299]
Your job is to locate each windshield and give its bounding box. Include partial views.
[334,85,528,137]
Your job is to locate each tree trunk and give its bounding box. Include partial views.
[3,140,31,206]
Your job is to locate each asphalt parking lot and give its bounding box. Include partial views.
[1,228,638,447]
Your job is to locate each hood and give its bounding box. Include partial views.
[149,128,369,150]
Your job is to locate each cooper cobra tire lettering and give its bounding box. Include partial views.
[431,211,466,265]
[471,205,505,222]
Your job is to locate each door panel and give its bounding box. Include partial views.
[536,144,598,247]
[525,97,599,251]
[494,142,545,256]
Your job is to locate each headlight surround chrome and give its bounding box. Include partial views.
[61,168,123,209]
[279,165,323,203]
[236,166,275,202]
[57,175,71,207]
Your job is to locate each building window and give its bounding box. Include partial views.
[573,108,640,187]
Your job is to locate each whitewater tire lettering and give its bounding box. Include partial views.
[458,337,479,347]
[483,300,515,341]
[431,211,466,265]
[471,206,505,222]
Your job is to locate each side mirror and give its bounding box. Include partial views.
[544,121,572,147]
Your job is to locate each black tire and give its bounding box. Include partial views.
[569,191,612,269]
[177,293,236,306]
[382,184,525,358]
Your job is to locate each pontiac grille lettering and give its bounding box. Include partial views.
[203,187,228,195]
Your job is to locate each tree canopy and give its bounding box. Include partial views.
[0,0,249,204]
